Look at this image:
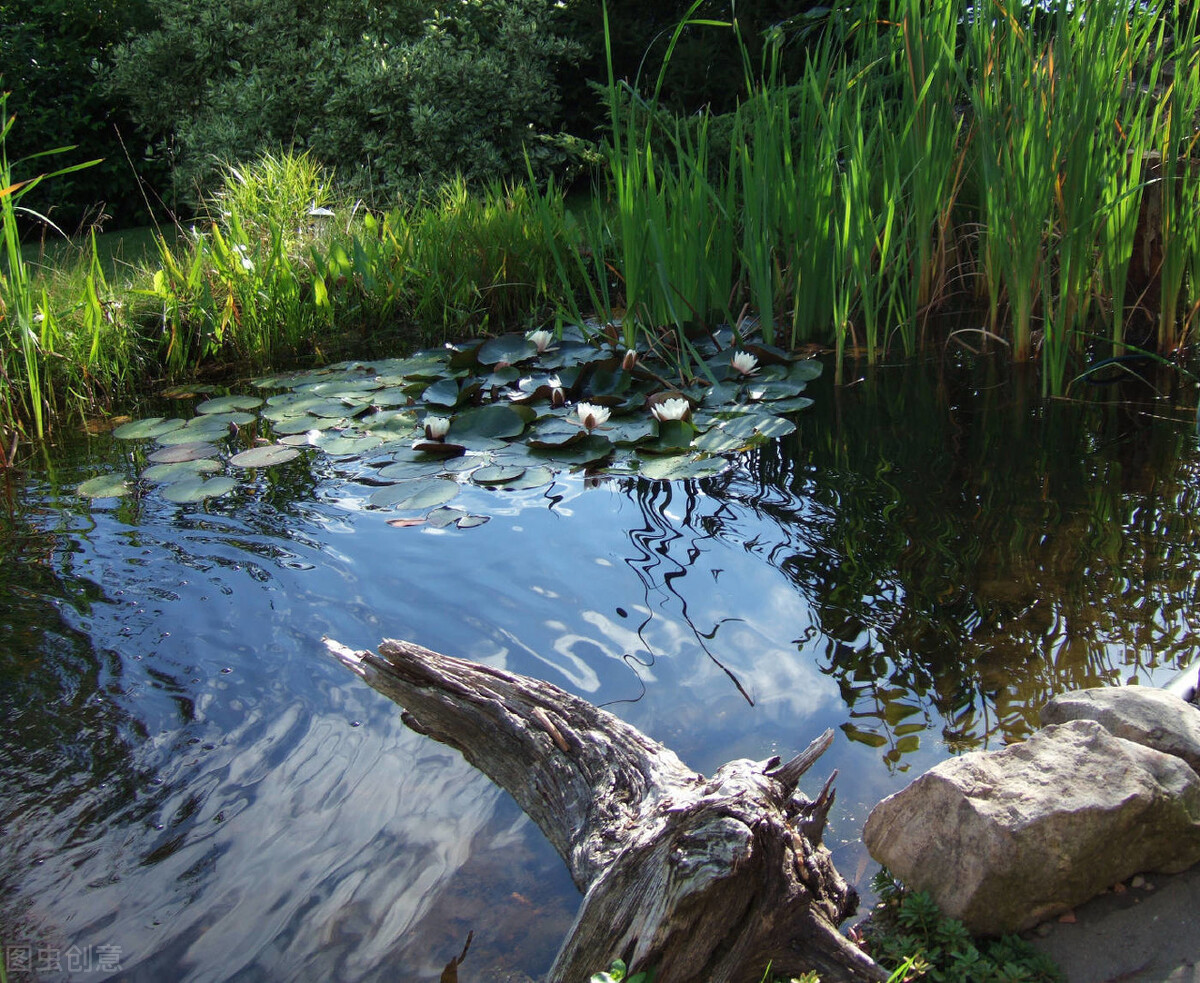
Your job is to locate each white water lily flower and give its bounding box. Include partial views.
[528,329,555,353]
[547,375,565,408]
[574,402,610,431]
[651,397,691,422]
[424,415,451,441]
[731,351,759,376]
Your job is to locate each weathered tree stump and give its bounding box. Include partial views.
[324,637,886,983]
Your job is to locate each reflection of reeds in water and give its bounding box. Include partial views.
[697,358,1200,767]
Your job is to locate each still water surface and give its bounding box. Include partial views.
[3,355,1198,981]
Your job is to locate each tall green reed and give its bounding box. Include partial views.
[1,89,101,437]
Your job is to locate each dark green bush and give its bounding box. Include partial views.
[102,0,583,211]
[0,0,163,232]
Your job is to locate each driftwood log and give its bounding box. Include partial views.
[324,637,886,983]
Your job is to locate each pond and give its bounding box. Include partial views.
[2,351,1198,982]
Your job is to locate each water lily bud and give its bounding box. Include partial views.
[424,416,451,441]
[548,375,565,408]
[621,349,638,371]
[528,329,555,353]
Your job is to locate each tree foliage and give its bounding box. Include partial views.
[102,0,582,211]
[0,0,163,231]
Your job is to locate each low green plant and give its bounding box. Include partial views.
[590,958,655,982]
[864,869,1063,982]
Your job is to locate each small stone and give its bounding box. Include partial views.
[1112,882,1127,894]
[1130,874,1146,889]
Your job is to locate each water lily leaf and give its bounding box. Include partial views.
[365,409,419,433]
[155,425,228,445]
[427,505,467,528]
[196,395,264,414]
[604,418,657,445]
[471,464,526,486]
[484,366,521,389]
[230,444,301,467]
[495,465,554,490]
[142,459,222,482]
[644,420,696,453]
[719,413,796,439]
[370,478,460,510]
[449,405,529,440]
[527,418,586,447]
[789,360,824,382]
[377,459,449,481]
[411,440,467,457]
[112,417,187,440]
[538,342,608,371]
[311,378,382,395]
[528,434,612,466]
[422,378,461,408]
[478,334,537,365]
[746,381,805,402]
[764,397,815,414]
[148,442,220,463]
[161,475,238,503]
[77,473,131,498]
[365,387,412,408]
[312,433,384,456]
[694,428,750,453]
[189,410,257,428]
[637,455,727,480]
[588,365,632,398]
[456,514,491,528]
[308,399,370,419]
[273,416,328,435]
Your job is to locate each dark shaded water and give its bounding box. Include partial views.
[3,354,1199,981]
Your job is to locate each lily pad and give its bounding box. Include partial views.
[148,442,220,464]
[494,465,554,490]
[369,478,460,510]
[196,395,264,414]
[161,475,239,503]
[471,464,526,486]
[427,505,467,528]
[229,444,302,468]
[155,424,228,445]
[377,459,451,481]
[422,378,462,407]
[142,459,222,482]
[478,333,537,365]
[456,514,491,528]
[312,433,384,456]
[637,455,728,481]
[307,399,370,419]
[112,417,186,440]
[77,473,131,498]
[449,404,530,441]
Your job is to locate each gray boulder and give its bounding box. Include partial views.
[1041,685,1200,777]
[863,719,1200,935]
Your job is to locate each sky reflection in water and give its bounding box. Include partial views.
[2,357,1199,980]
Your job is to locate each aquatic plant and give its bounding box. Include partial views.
[75,324,821,510]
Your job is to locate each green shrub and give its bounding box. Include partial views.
[102,0,583,210]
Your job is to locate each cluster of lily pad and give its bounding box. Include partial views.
[77,324,821,521]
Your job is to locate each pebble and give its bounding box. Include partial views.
[1130,874,1146,889]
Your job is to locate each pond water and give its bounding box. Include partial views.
[3,353,1199,982]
